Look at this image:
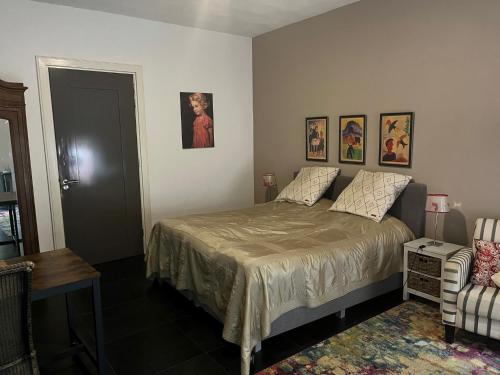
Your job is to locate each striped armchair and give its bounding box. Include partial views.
[442,218,500,343]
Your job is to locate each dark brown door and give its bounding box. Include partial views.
[49,68,143,264]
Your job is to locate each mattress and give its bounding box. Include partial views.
[146,199,415,374]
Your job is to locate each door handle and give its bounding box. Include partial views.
[61,178,79,190]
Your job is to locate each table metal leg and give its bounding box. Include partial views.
[7,204,20,254]
[92,278,106,375]
[65,293,78,345]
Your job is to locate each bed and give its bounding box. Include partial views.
[146,175,427,374]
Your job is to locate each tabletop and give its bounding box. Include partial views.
[404,237,464,257]
[0,248,100,292]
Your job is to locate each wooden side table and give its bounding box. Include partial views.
[3,248,106,374]
[403,238,463,313]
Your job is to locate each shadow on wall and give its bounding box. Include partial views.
[443,209,468,246]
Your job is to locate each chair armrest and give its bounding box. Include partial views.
[442,248,474,326]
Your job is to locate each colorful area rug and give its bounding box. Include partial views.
[258,301,500,374]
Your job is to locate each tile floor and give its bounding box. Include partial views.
[32,255,405,375]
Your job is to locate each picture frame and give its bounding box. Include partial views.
[339,115,366,164]
[305,116,328,162]
[379,112,414,168]
[180,92,215,149]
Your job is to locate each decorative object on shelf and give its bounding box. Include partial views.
[425,194,450,246]
[339,115,366,164]
[306,116,328,162]
[180,92,214,149]
[379,112,414,168]
[262,173,278,202]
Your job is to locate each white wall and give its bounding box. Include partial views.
[0,0,254,251]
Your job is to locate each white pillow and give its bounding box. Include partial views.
[492,272,500,288]
[329,170,412,222]
[275,167,340,206]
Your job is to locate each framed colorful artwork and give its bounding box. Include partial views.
[379,112,414,168]
[339,115,366,164]
[180,92,214,149]
[306,116,328,162]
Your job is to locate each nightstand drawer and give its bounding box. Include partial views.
[408,251,441,277]
[408,272,441,297]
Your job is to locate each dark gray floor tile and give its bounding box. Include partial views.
[75,294,178,345]
[94,255,146,282]
[100,276,156,308]
[175,310,226,352]
[105,322,201,375]
[157,354,229,375]
[40,358,87,375]
[207,343,241,375]
[39,356,116,375]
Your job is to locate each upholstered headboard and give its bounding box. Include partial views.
[293,173,427,237]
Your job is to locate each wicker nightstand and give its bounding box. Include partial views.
[403,238,463,312]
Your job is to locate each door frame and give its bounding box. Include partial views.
[36,56,152,251]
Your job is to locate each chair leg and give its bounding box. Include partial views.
[445,324,455,344]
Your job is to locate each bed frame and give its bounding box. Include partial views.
[174,175,427,356]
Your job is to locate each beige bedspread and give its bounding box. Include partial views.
[146,199,414,374]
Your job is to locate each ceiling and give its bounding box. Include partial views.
[32,0,359,37]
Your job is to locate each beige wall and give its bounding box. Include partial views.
[253,0,500,245]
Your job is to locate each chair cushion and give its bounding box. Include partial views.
[275,167,340,206]
[328,170,411,222]
[456,309,500,339]
[457,283,500,321]
[473,218,500,253]
[471,239,500,287]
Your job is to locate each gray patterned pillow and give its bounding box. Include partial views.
[329,170,411,222]
[276,167,340,206]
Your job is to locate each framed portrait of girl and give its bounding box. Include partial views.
[306,116,328,162]
[339,115,366,164]
[379,112,414,168]
[180,92,214,149]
